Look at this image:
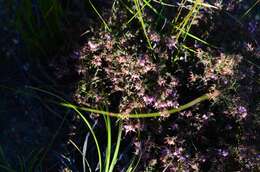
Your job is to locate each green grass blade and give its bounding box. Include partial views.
[69,140,92,172]
[126,154,141,172]
[28,149,43,172]
[17,156,25,172]
[28,86,67,102]
[182,3,201,41]
[133,0,153,49]
[175,26,213,46]
[175,0,199,41]
[88,0,111,32]
[173,0,187,23]
[82,133,93,172]
[0,165,16,172]
[108,120,123,172]
[187,0,218,9]
[104,115,112,172]
[126,0,151,24]
[182,44,197,53]
[152,0,178,7]
[119,0,134,14]
[241,0,260,18]
[143,0,159,14]
[71,106,103,172]
[0,146,10,168]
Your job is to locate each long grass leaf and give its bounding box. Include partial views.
[126,154,141,172]
[0,146,9,167]
[71,106,103,172]
[108,120,123,172]
[127,0,151,24]
[69,140,92,172]
[183,2,201,41]
[187,0,218,9]
[0,165,16,172]
[152,0,178,7]
[133,0,153,49]
[88,0,111,32]
[104,115,112,172]
[241,0,260,18]
[175,26,212,46]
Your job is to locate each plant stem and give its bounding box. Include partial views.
[61,90,220,119]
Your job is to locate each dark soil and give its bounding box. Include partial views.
[0,1,75,171]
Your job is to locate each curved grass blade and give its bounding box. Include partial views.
[69,140,92,172]
[71,106,103,172]
[82,120,98,172]
[28,87,103,171]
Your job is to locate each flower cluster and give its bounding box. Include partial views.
[74,31,180,117]
[68,2,260,170]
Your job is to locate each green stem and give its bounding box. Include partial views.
[61,91,219,119]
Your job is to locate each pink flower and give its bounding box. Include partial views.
[88,41,99,51]
[117,56,127,63]
[149,32,160,43]
[76,66,86,75]
[237,106,247,119]
[70,51,81,60]
[218,149,229,157]
[124,124,137,134]
[164,136,176,146]
[91,56,102,66]
[131,73,140,81]
[139,58,146,66]
[143,96,155,105]
[138,54,149,66]
[166,36,177,50]
[158,77,166,86]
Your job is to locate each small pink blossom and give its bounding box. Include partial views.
[88,41,99,51]
[139,59,146,66]
[124,124,137,134]
[166,36,177,50]
[131,73,140,81]
[218,149,229,157]
[149,32,160,43]
[76,66,86,75]
[158,77,166,86]
[70,51,81,60]
[143,96,155,105]
[164,136,176,146]
[92,56,102,67]
[117,56,127,63]
[237,106,248,119]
